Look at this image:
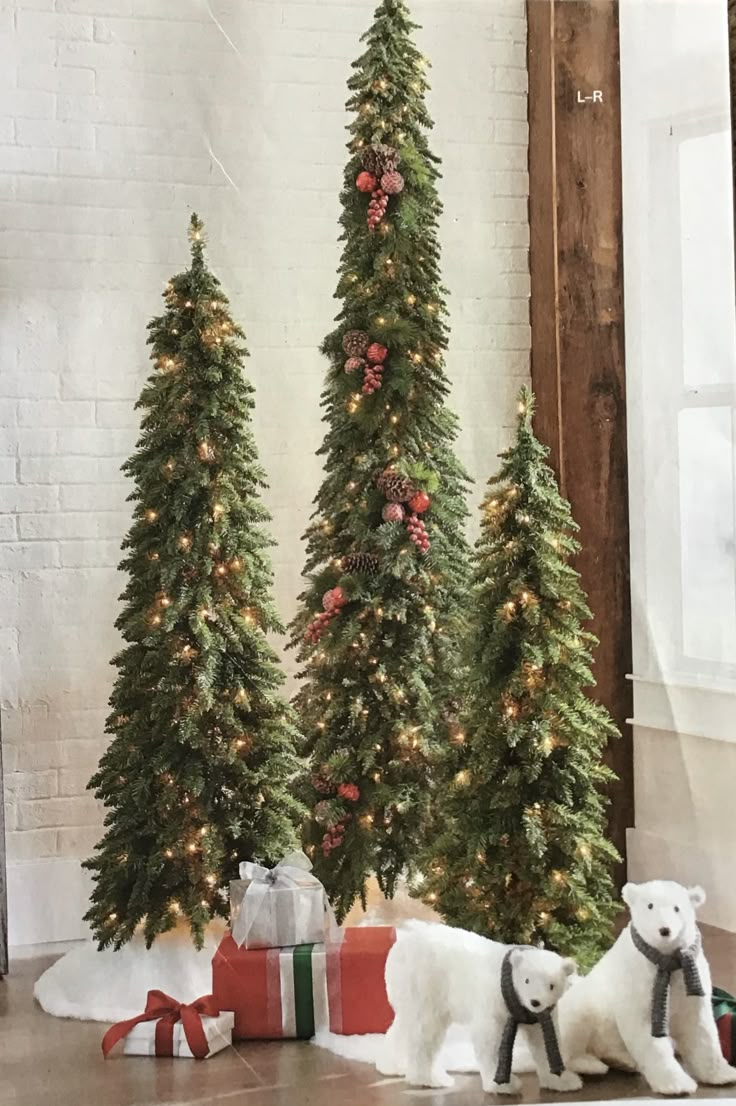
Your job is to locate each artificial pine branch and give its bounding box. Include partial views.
[83,214,304,950]
[420,386,619,968]
[289,0,471,921]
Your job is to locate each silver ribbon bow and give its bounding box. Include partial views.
[231,850,336,948]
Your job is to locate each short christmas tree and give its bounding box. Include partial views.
[291,0,470,921]
[84,215,304,950]
[421,387,619,966]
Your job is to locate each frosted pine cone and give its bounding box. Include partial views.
[376,467,417,503]
[342,329,370,357]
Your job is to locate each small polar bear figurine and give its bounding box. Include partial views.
[558,879,736,1096]
[377,921,587,1094]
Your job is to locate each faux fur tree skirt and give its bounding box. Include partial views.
[34,920,227,1022]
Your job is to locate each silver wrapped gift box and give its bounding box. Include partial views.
[230,850,335,950]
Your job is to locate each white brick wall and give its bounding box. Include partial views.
[0,0,529,946]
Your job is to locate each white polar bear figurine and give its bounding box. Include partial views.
[558,879,736,1096]
[377,921,586,1094]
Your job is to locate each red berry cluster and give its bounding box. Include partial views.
[304,586,347,644]
[367,188,389,230]
[321,820,346,856]
[407,512,430,554]
[362,342,388,395]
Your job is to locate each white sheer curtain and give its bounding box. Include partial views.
[621,0,736,928]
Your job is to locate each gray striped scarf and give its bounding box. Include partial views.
[494,947,564,1086]
[629,925,704,1038]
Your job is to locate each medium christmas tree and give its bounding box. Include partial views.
[291,0,470,921]
[421,388,619,967]
[84,215,304,950]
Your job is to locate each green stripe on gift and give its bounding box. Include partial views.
[293,944,315,1039]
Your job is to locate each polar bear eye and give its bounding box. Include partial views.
[648,903,653,910]
[525,978,529,985]
[549,983,554,991]
[674,906,680,913]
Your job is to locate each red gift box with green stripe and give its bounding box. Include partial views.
[212,927,396,1039]
[713,987,736,1065]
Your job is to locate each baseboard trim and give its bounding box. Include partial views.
[627,828,736,932]
[8,858,92,948]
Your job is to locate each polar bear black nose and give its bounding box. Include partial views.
[530,999,541,1008]
[659,927,671,937]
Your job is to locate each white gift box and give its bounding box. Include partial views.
[230,851,335,950]
[230,879,327,949]
[122,1011,235,1058]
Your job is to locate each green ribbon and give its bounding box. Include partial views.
[713,987,736,1065]
[713,987,736,1021]
[292,944,315,1039]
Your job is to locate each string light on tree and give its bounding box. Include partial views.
[82,214,304,953]
[289,0,470,924]
[418,386,620,970]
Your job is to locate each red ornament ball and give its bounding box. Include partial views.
[382,502,405,524]
[409,491,431,514]
[381,170,405,195]
[338,782,360,802]
[344,356,365,374]
[366,342,388,364]
[356,171,377,193]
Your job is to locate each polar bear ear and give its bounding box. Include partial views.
[621,882,638,908]
[688,885,706,909]
[561,957,577,977]
[508,946,524,965]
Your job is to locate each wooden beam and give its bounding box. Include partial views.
[527,0,634,875]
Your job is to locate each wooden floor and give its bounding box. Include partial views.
[1,925,735,1106]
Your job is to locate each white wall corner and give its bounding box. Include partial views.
[8,858,92,948]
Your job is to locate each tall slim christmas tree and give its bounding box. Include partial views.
[421,388,619,967]
[291,0,470,921]
[84,215,304,950]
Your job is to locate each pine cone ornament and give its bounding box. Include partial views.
[376,467,417,503]
[344,356,365,374]
[363,143,400,175]
[362,143,399,176]
[342,329,370,357]
[381,171,405,196]
[361,146,380,175]
[342,552,380,575]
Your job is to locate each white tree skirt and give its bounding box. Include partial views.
[314,1023,492,1073]
[34,920,227,1022]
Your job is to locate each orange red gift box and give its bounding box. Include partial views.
[212,925,396,1039]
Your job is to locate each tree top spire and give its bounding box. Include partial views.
[187,212,206,260]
